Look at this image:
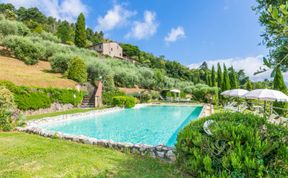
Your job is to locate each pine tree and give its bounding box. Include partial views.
[222,64,231,91]
[211,65,216,87]
[273,66,287,115]
[75,13,87,48]
[230,67,239,89]
[217,63,223,89]
[246,79,253,90]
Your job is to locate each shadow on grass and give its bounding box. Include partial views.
[42,69,57,74]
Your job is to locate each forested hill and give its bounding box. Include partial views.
[0,3,270,92]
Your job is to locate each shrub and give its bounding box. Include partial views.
[87,61,115,90]
[103,90,125,105]
[137,91,160,103]
[0,80,23,93]
[0,81,84,110]
[0,86,16,110]
[0,20,17,36]
[15,22,30,36]
[112,96,137,108]
[0,86,16,131]
[0,14,5,21]
[49,53,74,73]
[138,68,155,89]
[2,35,45,64]
[0,109,13,131]
[46,88,83,106]
[67,57,88,83]
[114,70,139,88]
[0,20,30,36]
[185,84,218,103]
[14,92,51,110]
[38,31,60,43]
[176,112,288,177]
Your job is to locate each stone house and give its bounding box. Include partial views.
[89,42,123,58]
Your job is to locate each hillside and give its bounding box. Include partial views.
[0,56,77,88]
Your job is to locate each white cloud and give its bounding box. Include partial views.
[96,4,136,31]
[164,26,185,42]
[126,11,158,40]
[0,0,88,22]
[188,55,278,82]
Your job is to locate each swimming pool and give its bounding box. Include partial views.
[40,105,203,147]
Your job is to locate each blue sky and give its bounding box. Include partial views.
[2,0,282,81]
[85,0,267,65]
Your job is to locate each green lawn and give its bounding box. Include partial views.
[0,132,182,177]
[26,107,108,120]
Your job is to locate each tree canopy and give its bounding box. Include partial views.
[74,13,87,48]
[254,0,288,73]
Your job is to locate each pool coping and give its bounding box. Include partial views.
[17,104,208,162]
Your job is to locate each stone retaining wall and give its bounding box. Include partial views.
[18,107,176,162]
[24,103,74,116]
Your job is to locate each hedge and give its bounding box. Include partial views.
[102,90,125,106]
[112,96,137,108]
[45,88,84,105]
[176,112,288,177]
[0,81,83,111]
[14,92,51,110]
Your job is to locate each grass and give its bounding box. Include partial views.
[26,107,108,120]
[0,132,182,177]
[0,55,77,88]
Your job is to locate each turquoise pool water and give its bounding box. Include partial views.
[41,105,202,147]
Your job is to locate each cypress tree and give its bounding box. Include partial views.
[75,13,87,48]
[222,64,231,91]
[217,63,223,89]
[211,65,216,87]
[273,66,287,115]
[230,67,239,89]
[273,66,287,92]
[205,70,209,85]
[207,74,212,86]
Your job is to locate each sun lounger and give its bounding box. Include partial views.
[268,110,288,126]
[224,102,237,111]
